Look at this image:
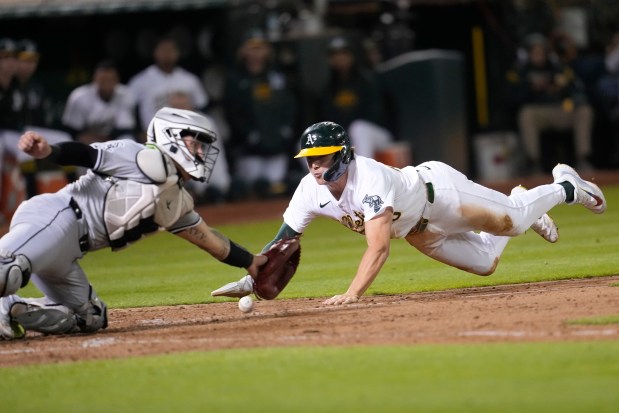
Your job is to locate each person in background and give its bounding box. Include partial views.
[13,39,47,129]
[128,36,208,139]
[0,38,19,131]
[319,36,394,160]
[11,40,73,198]
[167,91,231,204]
[62,60,137,145]
[0,38,23,223]
[506,33,594,173]
[596,31,619,166]
[224,28,297,199]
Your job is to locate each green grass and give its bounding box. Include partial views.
[1,342,618,413]
[567,315,619,325]
[4,186,619,412]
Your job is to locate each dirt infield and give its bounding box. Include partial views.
[1,171,618,367]
[1,275,618,367]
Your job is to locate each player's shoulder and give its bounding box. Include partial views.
[136,145,174,184]
[114,84,136,103]
[353,155,397,186]
[173,66,199,79]
[128,66,156,86]
[353,155,388,176]
[67,83,96,103]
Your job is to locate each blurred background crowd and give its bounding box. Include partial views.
[1,0,619,223]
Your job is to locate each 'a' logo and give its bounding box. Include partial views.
[362,194,384,213]
[306,133,317,145]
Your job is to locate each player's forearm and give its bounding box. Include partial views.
[177,220,253,269]
[262,222,300,253]
[48,141,98,168]
[346,245,390,297]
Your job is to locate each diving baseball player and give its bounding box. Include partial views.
[212,121,606,305]
[0,107,266,340]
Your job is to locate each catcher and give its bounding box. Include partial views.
[212,121,606,305]
[0,107,266,340]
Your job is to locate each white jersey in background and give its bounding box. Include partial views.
[62,83,137,139]
[128,65,208,131]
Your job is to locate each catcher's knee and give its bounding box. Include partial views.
[0,250,32,297]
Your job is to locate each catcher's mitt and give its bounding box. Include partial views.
[254,237,301,300]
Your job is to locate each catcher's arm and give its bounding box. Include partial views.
[176,219,267,276]
[323,208,393,305]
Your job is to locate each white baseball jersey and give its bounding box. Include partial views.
[62,83,136,137]
[284,156,427,238]
[128,65,208,130]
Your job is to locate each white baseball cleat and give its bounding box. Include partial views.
[552,163,606,214]
[0,303,25,340]
[511,185,559,243]
[0,317,13,340]
[211,275,254,298]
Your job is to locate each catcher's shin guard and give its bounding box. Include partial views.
[75,292,108,332]
[10,302,78,335]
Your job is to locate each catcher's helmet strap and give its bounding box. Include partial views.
[295,145,343,158]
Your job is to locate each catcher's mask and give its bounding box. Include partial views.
[295,121,353,182]
[147,107,220,182]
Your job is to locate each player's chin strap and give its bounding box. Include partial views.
[0,249,32,297]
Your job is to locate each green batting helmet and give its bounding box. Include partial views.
[295,121,353,181]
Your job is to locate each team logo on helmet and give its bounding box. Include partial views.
[305,133,318,145]
[362,194,384,213]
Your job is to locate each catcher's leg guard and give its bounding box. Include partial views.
[0,250,32,297]
[10,301,78,335]
[74,292,108,333]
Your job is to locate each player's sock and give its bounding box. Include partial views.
[558,181,575,203]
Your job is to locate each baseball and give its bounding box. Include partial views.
[238,296,254,313]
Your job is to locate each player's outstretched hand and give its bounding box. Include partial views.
[18,131,52,159]
[323,293,359,306]
[246,254,268,278]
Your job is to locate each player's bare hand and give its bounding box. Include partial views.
[323,293,359,306]
[18,131,52,159]
[246,254,268,278]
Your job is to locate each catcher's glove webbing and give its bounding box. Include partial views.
[254,237,301,300]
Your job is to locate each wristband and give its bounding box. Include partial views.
[221,241,254,269]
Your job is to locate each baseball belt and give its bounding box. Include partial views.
[69,197,90,252]
[408,169,435,235]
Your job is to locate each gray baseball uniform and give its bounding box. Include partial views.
[0,139,200,331]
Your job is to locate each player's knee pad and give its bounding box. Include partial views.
[9,302,77,335]
[0,250,32,297]
[75,294,108,333]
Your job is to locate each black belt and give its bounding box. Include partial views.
[69,197,82,219]
[408,181,434,235]
[69,198,90,252]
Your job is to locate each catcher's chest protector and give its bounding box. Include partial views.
[103,149,194,249]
